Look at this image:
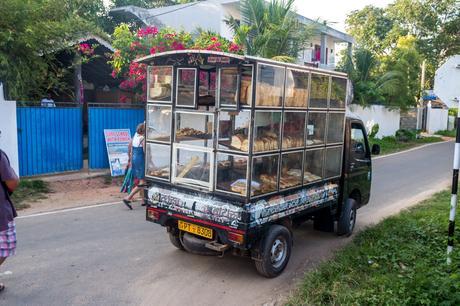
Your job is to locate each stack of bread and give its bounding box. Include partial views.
[304,171,321,182]
[279,168,301,189]
[282,136,304,149]
[284,88,308,108]
[230,134,249,151]
[256,83,282,107]
[177,127,206,138]
[240,78,253,106]
[149,167,170,178]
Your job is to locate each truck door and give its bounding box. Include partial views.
[347,122,372,204]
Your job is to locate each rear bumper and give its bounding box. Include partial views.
[146,206,250,250]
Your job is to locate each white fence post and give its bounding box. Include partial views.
[0,82,19,175]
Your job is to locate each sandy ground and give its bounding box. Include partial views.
[19,176,143,215]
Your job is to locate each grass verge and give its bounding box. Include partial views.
[11,180,50,210]
[288,191,460,305]
[436,130,456,138]
[370,136,443,155]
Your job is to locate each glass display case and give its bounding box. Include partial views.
[304,148,324,183]
[219,67,239,108]
[176,68,197,108]
[329,77,347,109]
[146,105,172,143]
[175,111,214,148]
[240,65,253,106]
[306,112,326,146]
[284,69,309,108]
[255,64,284,107]
[327,112,345,144]
[218,111,251,152]
[146,143,171,180]
[215,153,249,196]
[253,111,281,152]
[282,112,306,149]
[148,66,173,103]
[309,74,329,109]
[325,146,342,178]
[280,151,303,190]
[251,154,279,196]
[172,145,213,189]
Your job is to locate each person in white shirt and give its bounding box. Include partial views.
[41,94,55,107]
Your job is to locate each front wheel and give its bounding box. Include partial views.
[254,225,292,278]
[337,198,357,236]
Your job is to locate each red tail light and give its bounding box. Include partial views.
[228,231,244,245]
[147,207,161,220]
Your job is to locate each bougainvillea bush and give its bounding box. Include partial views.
[110,24,243,103]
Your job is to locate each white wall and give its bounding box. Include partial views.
[434,55,460,108]
[0,84,19,175]
[347,104,401,138]
[426,107,448,134]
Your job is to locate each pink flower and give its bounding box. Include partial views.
[229,42,241,53]
[150,47,156,54]
[211,37,218,42]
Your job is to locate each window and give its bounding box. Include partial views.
[251,154,279,196]
[309,74,329,109]
[176,68,197,108]
[240,65,253,106]
[306,112,326,146]
[351,123,367,156]
[172,145,213,189]
[175,112,214,148]
[146,105,171,143]
[199,69,216,106]
[146,143,171,180]
[253,111,281,153]
[330,77,347,109]
[325,146,342,178]
[148,66,173,103]
[215,153,249,196]
[280,151,303,189]
[218,111,251,153]
[304,148,324,183]
[327,112,345,144]
[284,69,309,108]
[282,112,306,149]
[219,67,239,108]
[255,64,284,107]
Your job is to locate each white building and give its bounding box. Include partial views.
[111,0,354,70]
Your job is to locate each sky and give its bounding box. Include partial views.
[295,0,394,33]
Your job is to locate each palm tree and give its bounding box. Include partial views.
[225,0,315,62]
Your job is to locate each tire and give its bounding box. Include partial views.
[337,198,357,237]
[168,231,185,250]
[254,225,292,278]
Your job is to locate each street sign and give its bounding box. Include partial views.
[434,55,460,108]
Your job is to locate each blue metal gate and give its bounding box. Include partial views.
[17,107,83,176]
[88,107,145,169]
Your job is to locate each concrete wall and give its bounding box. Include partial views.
[0,83,19,175]
[400,108,418,130]
[347,104,401,138]
[426,107,448,134]
[434,55,460,108]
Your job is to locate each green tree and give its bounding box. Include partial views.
[225,0,314,61]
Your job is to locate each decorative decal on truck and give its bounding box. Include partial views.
[148,183,339,229]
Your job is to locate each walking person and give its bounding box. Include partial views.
[123,122,146,210]
[0,148,19,293]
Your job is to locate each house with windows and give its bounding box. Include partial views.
[110,0,354,70]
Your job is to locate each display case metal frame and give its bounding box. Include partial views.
[147,65,174,104]
[139,50,349,204]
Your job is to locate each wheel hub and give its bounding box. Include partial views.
[270,237,287,269]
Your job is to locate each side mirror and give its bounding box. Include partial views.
[371,144,380,155]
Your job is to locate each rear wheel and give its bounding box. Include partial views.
[168,231,185,250]
[254,225,292,278]
[337,198,357,236]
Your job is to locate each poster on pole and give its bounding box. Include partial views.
[104,129,131,177]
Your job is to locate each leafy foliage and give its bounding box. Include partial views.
[109,24,242,102]
[225,0,315,61]
[288,191,460,305]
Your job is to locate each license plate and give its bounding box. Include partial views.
[178,220,213,239]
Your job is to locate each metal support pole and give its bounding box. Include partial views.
[447,100,460,265]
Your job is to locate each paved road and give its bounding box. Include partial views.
[0,141,453,306]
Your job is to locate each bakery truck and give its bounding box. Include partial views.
[138,50,380,277]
